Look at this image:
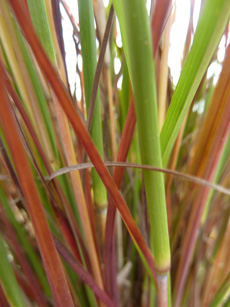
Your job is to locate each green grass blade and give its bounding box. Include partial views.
[113,0,170,274]
[160,0,230,166]
[27,0,56,64]
[0,233,25,307]
[78,0,107,210]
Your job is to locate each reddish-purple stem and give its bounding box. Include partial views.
[104,99,136,302]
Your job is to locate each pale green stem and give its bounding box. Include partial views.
[113,0,170,275]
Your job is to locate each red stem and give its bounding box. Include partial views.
[104,98,136,302]
[151,0,172,55]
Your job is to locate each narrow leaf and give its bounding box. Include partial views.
[160,0,230,166]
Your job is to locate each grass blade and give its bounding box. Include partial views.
[113,0,170,276]
[160,0,230,166]
[78,0,108,232]
[112,1,170,304]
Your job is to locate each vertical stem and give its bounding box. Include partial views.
[157,274,168,307]
[113,0,170,275]
[78,0,108,238]
[113,0,171,303]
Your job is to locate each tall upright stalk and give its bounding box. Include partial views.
[113,0,170,302]
[78,0,108,235]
